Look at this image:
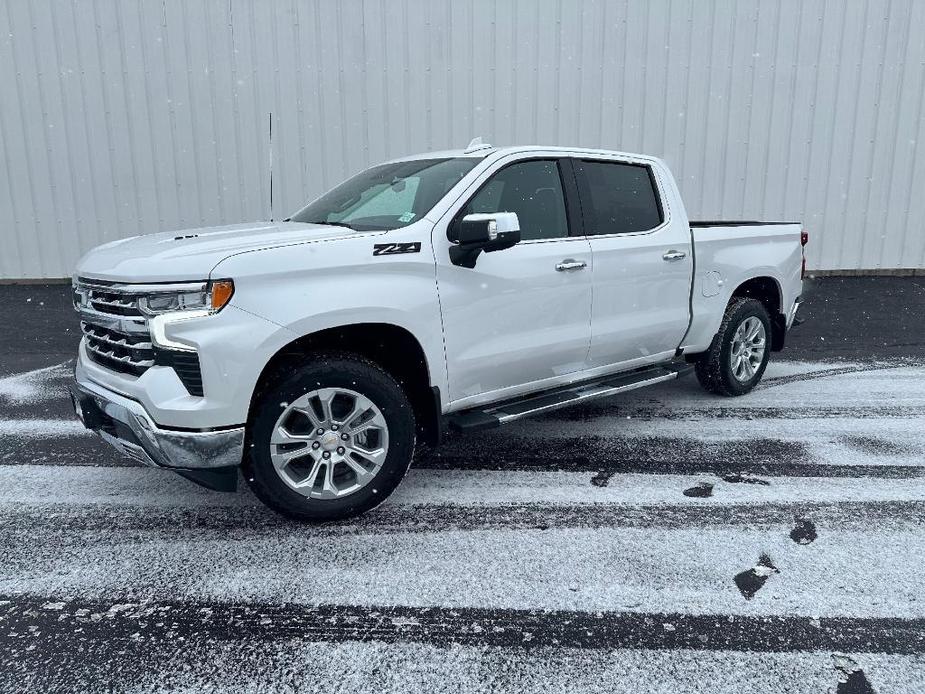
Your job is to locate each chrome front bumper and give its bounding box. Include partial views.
[70,372,244,475]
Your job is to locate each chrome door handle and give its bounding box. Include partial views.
[662,249,687,261]
[555,259,587,272]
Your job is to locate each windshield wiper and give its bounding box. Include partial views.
[306,220,358,231]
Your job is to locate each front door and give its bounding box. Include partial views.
[434,157,593,407]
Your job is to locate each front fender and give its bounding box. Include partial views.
[210,227,447,404]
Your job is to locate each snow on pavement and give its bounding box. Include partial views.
[1,358,924,692]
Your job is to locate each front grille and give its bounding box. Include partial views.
[74,278,205,395]
[75,282,152,378]
[87,290,143,316]
[73,280,146,320]
[81,322,154,376]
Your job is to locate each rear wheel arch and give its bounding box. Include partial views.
[730,276,786,351]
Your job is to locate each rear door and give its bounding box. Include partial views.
[570,157,692,369]
[433,156,593,407]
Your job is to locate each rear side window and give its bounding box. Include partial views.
[573,160,663,235]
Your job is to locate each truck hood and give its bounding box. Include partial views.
[75,222,375,282]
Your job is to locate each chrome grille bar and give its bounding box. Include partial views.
[85,340,155,368]
[80,322,152,350]
[89,296,139,312]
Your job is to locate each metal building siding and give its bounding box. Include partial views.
[1,0,924,279]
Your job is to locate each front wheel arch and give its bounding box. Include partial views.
[247,323,440,447]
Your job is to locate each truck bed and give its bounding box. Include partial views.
[681,220,804,355]
[689,220,800,228]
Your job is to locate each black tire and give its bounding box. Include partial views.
[243,352,415,521]
[694,297,772,397]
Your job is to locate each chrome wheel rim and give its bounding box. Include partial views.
[729,316,766,382]
[270,387,389,500]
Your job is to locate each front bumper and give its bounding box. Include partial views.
[71,370,244,489]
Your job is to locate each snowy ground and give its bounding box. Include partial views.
[1,354,924,693]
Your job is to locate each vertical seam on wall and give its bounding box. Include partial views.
[0,4,25,277]
[401,0,411,153]
[742,0,764,217]
[695,0,716,213]
[89,0,123,241]
[228,0,249,221]
[894,0,925,266]
[246,0,266,208]
[112,0,145,233]
[380,0,390,159]
[335,1,349,175]
[552,0,562,141]
[359,0,371,159]
[835,0,872,269]
[531,0,540,141]
[716,1,737,218]
[639,0,650,149]
[204,0,227,222]
[269,2,284,218]
[68,0,104,239]
[27,0,68,274]
[47,0,87,261]
[446,0,454,145]
[135,0,166,231]
[178,0,206,224]
[9,1,47,276]
[596,0,607,149]
[311,1,328,189]
[815,0,849,266]
[158,0,185,228]
[870,0,909,267]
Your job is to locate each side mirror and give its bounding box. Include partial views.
[450,212,521,268]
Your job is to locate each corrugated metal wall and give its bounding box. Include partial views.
[2,0,924,278]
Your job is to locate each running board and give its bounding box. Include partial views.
[448,363,693,432]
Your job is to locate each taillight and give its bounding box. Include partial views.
[800,229,808,279]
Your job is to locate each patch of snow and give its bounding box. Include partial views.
[0,362,71,405]
[0,419,89,438]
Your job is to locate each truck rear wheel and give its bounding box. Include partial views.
[694,297,771,397]
[244,353,415,521]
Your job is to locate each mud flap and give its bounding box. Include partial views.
[173,466,239,492]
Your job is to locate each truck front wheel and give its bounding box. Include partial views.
[694,297,771,397]
[244,353,416,521]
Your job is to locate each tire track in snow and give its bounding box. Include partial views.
[539,404,925,422]
[5,500,925,536]
[2,431,923,479]
[423,436,925,479]
[759,360,924,389]
[3,595,923,654]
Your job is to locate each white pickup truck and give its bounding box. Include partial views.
[71,143,805,520]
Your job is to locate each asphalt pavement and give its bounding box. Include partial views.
[1,277,924,693]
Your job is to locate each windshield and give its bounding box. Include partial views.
[290,157,480,231]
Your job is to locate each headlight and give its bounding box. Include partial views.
[138,279,234,316]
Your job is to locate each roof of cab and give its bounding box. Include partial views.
[386,145,658,164]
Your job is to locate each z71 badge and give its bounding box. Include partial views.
[373,242,421,256]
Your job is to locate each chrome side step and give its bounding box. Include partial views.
[448,363,693,432]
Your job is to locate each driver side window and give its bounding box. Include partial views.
[463,160,569,241]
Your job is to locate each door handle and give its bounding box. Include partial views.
[662,249,687,261]
[555,259,587,272]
